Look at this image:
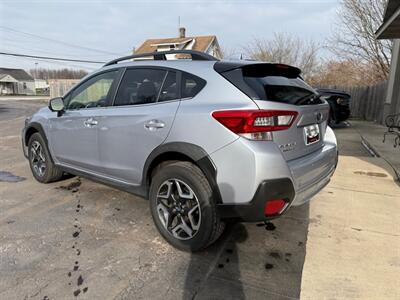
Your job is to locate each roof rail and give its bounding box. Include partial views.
[103,50,219,67]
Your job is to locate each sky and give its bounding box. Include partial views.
[0,0,340,72]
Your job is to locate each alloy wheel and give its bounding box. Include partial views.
[156,179,201,240]
[30,140,46,177]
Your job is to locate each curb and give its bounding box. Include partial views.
[361,136,400,182]
[360,138,380,157]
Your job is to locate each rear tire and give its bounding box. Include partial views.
[28,133,63,183]
[149,161,224,252]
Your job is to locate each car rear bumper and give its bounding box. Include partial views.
[212,126,338,222]
[218,178,295,222]
[217,147,337,222]
[288,127,338,205]
[289,148,337,206]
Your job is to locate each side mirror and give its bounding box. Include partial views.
[49,97,65,116]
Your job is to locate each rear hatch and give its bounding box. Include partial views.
[215,62,330,161]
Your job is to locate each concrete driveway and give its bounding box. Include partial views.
[0,100,399,299]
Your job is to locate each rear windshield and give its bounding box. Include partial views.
[243,76,316,105]
[218,63,322,105]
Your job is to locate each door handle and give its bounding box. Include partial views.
[84,118,98,127]
[144,119,165,130]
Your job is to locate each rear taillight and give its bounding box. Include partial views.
[212,110,297,141]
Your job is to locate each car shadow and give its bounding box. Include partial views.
[182,203,310,299]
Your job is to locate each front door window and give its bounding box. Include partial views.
[66,71,119,110]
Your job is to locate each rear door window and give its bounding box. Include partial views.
[158,71,178,102]
[114,68,167,106]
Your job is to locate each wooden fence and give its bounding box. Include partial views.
[320,82,387,124]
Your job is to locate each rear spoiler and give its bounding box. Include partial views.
[214,62,302,79]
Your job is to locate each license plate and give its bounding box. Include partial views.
[304,124,320,145]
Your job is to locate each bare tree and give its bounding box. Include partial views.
[29,68,88,80]
[328,0,392,83]
[310,59,370,87]
[219,45,241,60]
[244,33,320,80]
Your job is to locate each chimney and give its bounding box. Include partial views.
[179,27,186,38]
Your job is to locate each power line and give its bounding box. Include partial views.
[1,41,104,60]
[0,26,121,56]
[0,51,106,64]
[3,54,98,71]
[1,36,116,59]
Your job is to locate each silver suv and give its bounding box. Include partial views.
[22,50,338,251]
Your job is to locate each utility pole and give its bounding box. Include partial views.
[34,62,38,79]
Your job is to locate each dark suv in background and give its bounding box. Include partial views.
[316,88,351,124]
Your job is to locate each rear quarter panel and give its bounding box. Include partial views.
[165,63,259,156]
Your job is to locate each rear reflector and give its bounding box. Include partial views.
[264,199,286,216]
[212,110,297,141]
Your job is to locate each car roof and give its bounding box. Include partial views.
[97,50,301,76]
[102,59,217,70]
[97,60,220,80]
[82,56,302,85]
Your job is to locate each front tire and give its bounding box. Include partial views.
[28,133,63,183]
[149,161,224,252]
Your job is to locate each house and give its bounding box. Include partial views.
[34,79,49,90]
[376,0,400,117]
[0,68,35,95]
[135,27,222,59]
[34,79,50,96]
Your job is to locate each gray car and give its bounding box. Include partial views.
[22,50,338,251]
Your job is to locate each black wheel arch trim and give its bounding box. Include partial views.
[142,142,222,203]
[25,122,49,147]
[24,122,58,163]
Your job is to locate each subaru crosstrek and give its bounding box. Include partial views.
[22,50,338,251]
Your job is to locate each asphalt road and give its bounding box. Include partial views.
[0,100,399,299]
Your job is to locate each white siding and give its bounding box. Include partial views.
[16,81,35,95]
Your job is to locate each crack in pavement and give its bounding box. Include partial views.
[328,185,399,197]
[348,227,400,237]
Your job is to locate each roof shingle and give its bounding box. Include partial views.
[0,68,34,81]
[135,36,216,54]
